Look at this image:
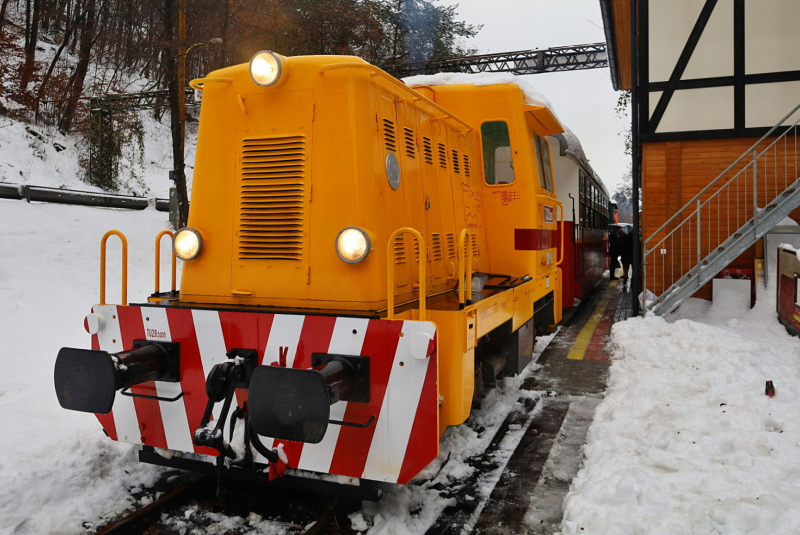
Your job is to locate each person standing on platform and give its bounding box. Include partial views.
[620,227,633,287]
[609,225,623,280]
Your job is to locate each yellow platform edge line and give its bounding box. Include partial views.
[567,280,616,360]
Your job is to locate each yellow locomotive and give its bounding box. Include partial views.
[55,52,565,492]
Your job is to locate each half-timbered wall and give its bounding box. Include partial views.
[642,0,800,139]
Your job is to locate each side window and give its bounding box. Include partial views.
[795,276,800,306]
[481,122,515,185]
[540,137,554,192]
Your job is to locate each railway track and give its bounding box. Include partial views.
[94,471,361,535]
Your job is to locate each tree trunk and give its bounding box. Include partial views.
[59,0,94,132]
[0,0,13,34]
[37,12,80,101]
[21,0,41,89]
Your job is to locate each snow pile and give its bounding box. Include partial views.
[403,72,558,118]
[0,200,176,534]
[559,280,800,534]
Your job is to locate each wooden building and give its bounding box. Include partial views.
[601,0,800,313]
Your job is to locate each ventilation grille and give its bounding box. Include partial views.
[238,136,306,260]
[446,233,457,259]
[422,137,433,164]
[451,150,461,173]
[463,154,471,177]
[431,234,443,261]
[394,236,406,264]
[438,143,447,168]
[404,128,415,158]
[414,240,421,264]
[471,234,479,257]
[383,119,396,152]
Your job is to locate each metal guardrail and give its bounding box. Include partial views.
[0,183,169,211]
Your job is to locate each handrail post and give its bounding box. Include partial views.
[387,228,427,321]
[458,229,473,306]
[753,148,758,221]
[556,201,565,266]
[154,230,176,294]
[100,230,128,306]
[696,200,701,274]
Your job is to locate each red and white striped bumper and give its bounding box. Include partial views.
[87,304,439,484]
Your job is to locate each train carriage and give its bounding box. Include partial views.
[549,130,611,308]
[54,54,566,494]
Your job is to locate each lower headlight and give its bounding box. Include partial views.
[173,228,203,260]
[336,227,370,263]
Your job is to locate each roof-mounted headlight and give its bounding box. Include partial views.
[173,227,203,261]
[336,227,371,264]
[249,50,284,87]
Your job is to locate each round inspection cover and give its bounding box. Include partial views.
[386,153,401,190]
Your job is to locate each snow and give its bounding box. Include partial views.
[5,185,800,535]
[403,72,558,119]
[559,277,800,534]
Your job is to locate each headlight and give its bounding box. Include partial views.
[173,228,203,261]
[335,227,370,264]
[249,51,283,87]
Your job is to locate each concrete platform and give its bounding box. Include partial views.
[467,276,632,534]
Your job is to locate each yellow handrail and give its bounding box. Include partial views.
[387,228,427,321]
[458,228,473,306]
[189,77,233,91]
[100,230,128,306]
[154,230,176,294]
[538,195,565,266]
[556,200,565,266]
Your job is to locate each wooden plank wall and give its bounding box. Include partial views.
[642,136,800,300]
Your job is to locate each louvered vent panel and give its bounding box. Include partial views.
[446,233,456,259]
[431,234,443,261]
[238,136,306,260]
[471,234,479,257]
[414,240,420,263]
[394,236,407,264]
[404,128,415,158]
[463,155,471,177]
[451,150,461,173]
[438,143,447,168]
[383,120,396,152]
[422,137,433,164]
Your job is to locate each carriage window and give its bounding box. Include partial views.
[481,122,515,185]
[533,135,554,192]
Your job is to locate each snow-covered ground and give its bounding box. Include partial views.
[4,192,800,535]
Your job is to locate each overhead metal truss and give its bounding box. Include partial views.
[391,42,609,77]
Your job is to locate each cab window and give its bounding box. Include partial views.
[534,134,554,192]
[481,121,515,185]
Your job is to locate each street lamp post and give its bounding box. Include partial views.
[170,0,221,228]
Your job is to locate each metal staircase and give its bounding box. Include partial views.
[644,102,800,315]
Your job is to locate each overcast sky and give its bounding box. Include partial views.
[452,0,630,194]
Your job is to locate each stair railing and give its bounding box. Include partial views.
[643,101,800,313]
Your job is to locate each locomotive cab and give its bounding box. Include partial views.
[411,82,565,329]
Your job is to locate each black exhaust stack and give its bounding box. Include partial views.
[248,353,370,444]
[54,340,179,414]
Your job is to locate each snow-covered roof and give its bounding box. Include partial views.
[551,125,609,197]
[403,72,558,120]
